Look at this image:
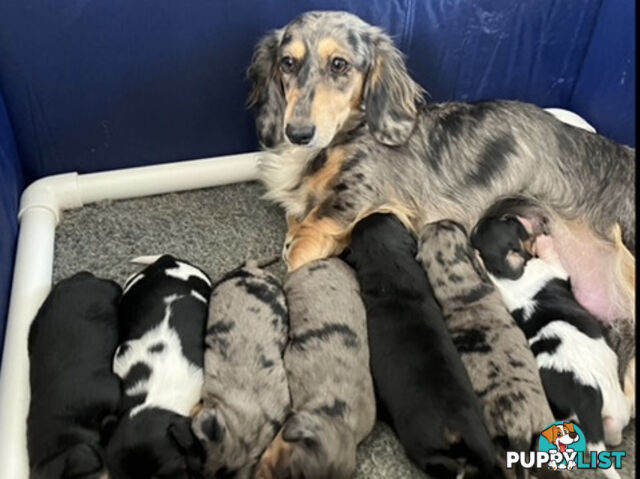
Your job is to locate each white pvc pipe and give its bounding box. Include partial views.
[0,152,261,479]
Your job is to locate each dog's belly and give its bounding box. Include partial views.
[549,224,633,323]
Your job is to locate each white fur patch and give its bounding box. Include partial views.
[258,147,318,217]
[490,258,568,319]
[530,322,630,431]
[166,261,212,287]
[113,294,203,417]
[123,272,144,295]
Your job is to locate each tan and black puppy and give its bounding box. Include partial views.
[191,261,290,479]
[257,258,376,479]
[418,220,554,471]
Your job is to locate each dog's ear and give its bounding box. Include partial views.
[541,425,557,444]
[363,31,424,146]
[63,443,104,477]
[564,422,575,433]
[247,29,286,148]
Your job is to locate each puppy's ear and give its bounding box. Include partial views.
[540,425,556,444]
[364,31,424,146]
[281,413,317,450]
[192,408,226,445]
[63,443,104,477]
[247,29,285,148]
[564,422,576,433]
[100,414,119,445]
[169,416,200,452]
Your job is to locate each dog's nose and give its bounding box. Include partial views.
[285,124,315,145]
[569,432,577,438]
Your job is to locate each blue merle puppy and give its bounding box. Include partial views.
[191,260,290,479]
[106,255,212,479]
[417,220,554,469]
[257,258,376,479]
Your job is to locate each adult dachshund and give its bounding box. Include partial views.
[247,11,635,327]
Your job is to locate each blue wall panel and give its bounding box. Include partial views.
[0,91,23,355]
[570,0,635,146]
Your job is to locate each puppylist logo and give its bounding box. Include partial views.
[506,421,625,473]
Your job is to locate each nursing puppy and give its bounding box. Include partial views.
[345,214,497,478]
[417,220,553,463]
[106,255,211,479]
[471,218,631,456]
[191,260,290,478]
[257,258,376,479]
[27,272,121,479]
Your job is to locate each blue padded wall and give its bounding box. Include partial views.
[570,0,635,146]
[0,0,634,183]
[0,91,23,353]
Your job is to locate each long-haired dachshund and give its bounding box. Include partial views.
[247,11,635,328]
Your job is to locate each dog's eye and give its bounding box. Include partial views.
[330,57,349,74]
[280,56,296,74]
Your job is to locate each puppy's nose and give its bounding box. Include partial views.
[285,124,315,145]
[569,432,577,438]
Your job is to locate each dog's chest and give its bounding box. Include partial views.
[258,148,334,219]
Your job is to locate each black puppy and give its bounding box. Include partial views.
[344,214,497,478]
[106,255,211,479]
[27,272,122,479]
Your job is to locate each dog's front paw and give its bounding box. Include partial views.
[567,460,577,470]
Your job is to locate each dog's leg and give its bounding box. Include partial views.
[284,214,348,271]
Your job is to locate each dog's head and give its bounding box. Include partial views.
[256,411,356,479]
[30,443,107,479]
[106,408,204,479]
[541,423,580,453]
[418,220,496,306]
[470,215,533,280]
[247,11,423,149]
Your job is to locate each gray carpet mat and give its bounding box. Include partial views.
[53,181,635,478]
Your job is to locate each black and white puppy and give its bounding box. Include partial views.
[106,255,212,479]
[27,272,122,479]
[345,214,497,478]
[471,218,632,454]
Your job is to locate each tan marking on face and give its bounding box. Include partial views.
[284,88,301,125]
[317,37,345,62]
[310,72,364,144]
[287,40,306,61]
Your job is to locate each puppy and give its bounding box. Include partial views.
[471,217,631,454]
[191,261,290,478]
[27,272,121,479]
[106,255,211,479]
[417,220,553,464]
[344,214,497,478]
[257,258,376,479]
